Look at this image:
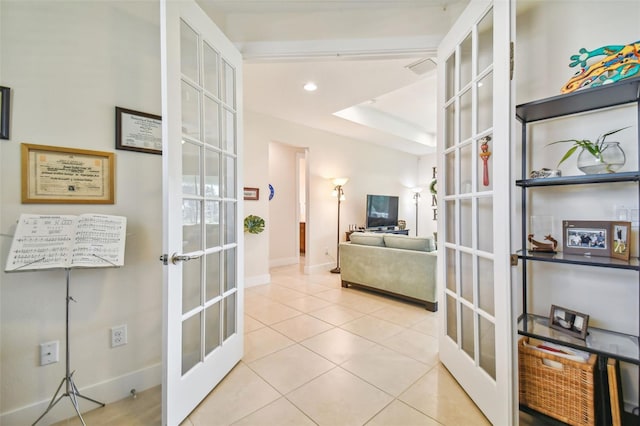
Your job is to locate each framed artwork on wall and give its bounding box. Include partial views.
[0,86,10,140]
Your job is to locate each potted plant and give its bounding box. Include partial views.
[548,126,629,174]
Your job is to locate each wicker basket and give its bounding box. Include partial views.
[518,337,597,426]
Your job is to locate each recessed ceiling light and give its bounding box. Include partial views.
[303,82,318,92]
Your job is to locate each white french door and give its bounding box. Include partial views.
[160,1,243,425]
[437,1,514,424]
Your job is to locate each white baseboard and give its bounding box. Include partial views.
[245,273,271,288]
[304,262,335,274]
[269,257,298,268]
[1,363,161,426]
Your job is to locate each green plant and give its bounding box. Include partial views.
[244,215,265,234]
[547,126,630,167]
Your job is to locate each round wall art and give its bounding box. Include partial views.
[268,184,275,201]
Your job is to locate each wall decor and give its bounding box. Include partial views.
[21,143,115,204]
[561,40,640,93]
[244,215,265,234]
[268,183,275,201]
[0,86,10,140]
[243,187,259,201]
[562,220,611,257]
[611,221,631,261]
[115,106,162,155]
[549,304,589,340]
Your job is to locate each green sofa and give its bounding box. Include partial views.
[339,233,438,311]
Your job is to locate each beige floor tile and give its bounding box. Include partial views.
[243,327,295,363]
[313,288,349,302]
[187,363,280,426]
[244,299,302,325]
[280,295,333,313]
[301,327,376,364]
[341,345,431,396]
[252,284,308,302]
[336,291,391,314]
[270,313,334,342]
[287,367,394,426]
[244,315,265,333]
[274,279,330,295]
[308,304,365,326]
[231,397,316,426]
[381,328,439,366]
[370,304,433,327]
[365,400,441,426]
[399,364,491,426]
[248,345,335,394]
[410,315,439,337]
[340,315,404,343]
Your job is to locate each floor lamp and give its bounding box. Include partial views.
[330,178,348,274]
[412,187,423,236]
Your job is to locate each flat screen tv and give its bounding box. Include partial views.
[366,194,399,229]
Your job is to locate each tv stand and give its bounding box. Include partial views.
[346,229,409,241]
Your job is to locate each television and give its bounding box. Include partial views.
[366,194,399,229]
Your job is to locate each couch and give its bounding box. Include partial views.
[339,233,438,311]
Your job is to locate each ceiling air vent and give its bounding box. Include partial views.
[405,58,437,76]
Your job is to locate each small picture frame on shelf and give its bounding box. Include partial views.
[563,220,611,258]
[611,221,631,261]
[549,305,589,340]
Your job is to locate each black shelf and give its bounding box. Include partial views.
[516,77,640,123]
[516,250,640,271]
[518,313,640,365]
[516,171,640,187]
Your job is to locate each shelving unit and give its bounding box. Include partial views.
[515,77,640,425]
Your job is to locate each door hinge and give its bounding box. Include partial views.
[510,254,519,266]
[509,42,514,81]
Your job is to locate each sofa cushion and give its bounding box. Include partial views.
[384,235,434,252]
[349,232,385,247]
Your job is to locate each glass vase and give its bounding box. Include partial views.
[577,141,625,174]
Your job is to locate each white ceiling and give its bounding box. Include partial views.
[197,0,468,156]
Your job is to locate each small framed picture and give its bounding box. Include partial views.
[549,304,589,340]
[115,107,162,155]
[244,187,259,201]
[563,220,611,257]
[0,86,10,140]
[611,221,631,261]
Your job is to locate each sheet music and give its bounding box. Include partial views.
[5,214,126,271]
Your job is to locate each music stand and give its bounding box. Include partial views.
[32,268,105,426]
[4,213,126,426]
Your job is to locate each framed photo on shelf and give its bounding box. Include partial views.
[21,143,115,204]
[243,187,259,201]
[563,220,611,257]
[549,304,589,340]
[611,221,631,261]
[0,86,10,140]
[115,106,162,155]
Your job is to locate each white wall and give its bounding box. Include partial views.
[268,141,303,267]
[515,0,640,407]
[244,110,421,276]
[0,1,162,424]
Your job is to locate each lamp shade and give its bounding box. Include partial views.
[332,178,349,186]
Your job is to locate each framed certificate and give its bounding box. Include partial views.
[115,106,162,155]
[21,143,115,204]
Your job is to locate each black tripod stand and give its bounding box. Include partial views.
[32,268,105,426]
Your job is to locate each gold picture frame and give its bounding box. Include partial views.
[21,143,115,204]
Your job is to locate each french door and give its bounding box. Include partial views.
[437,1,514,424]
[160,1,243,425]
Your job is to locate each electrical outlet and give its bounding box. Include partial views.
[111,324,127,347]
[40,341,59,366]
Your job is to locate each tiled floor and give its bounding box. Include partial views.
[56,263,494,425]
